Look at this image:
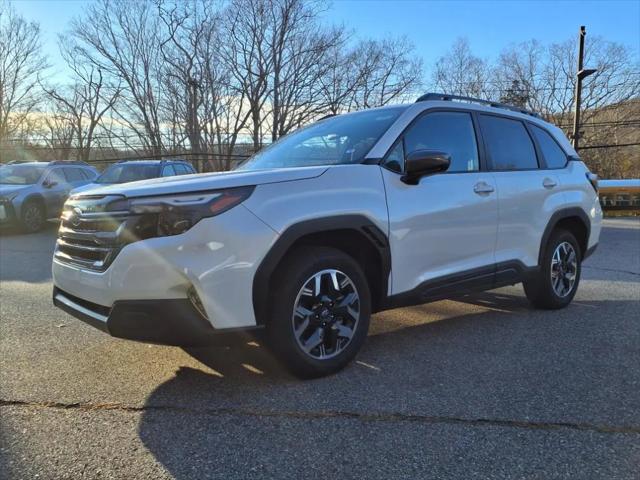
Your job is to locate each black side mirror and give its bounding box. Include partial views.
[43,179,57,188]
[401,150,451,185]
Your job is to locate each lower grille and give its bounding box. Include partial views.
[54,195,129,271]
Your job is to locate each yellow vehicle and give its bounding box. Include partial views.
[598,179,640,213]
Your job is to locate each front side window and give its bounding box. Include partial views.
[64,168,86,182]
[239,107,406,171]
[46,169,67,185]
[403,111,480,173]
[479,115,538,170]
[530,124,568,169]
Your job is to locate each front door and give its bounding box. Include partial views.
[381,110,499,297]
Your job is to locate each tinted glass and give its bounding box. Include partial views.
[404,112,479,172]
[479,115,538,170]
[530,124,567,169]
[83,169,98,180]
[240,107,406,171]
[174,164,188,175]
[95,164,161,184]
[162,165,177,176]
[383,141,404,173]
[47,169,67,185]
[0,164,46,185]
[64,168,86,182]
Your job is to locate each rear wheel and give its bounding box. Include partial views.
[267,247,371,378]
[524,229,581,309]
[20,201,46,233]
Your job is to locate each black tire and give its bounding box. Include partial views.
[524,229,581,309]
[20,200,46,233]
[267,246,371,379]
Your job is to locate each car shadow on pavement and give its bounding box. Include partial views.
[137,291,640,479]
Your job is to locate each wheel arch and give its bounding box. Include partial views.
[252,215,391,325]
[538,208,590,264]
[18,193,46,218]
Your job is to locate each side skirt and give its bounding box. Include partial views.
[382,261,539,311]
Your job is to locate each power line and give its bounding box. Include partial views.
[579,142,640,150]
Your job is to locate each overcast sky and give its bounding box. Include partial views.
[13,0,640,82]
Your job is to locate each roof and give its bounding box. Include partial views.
[115,159,189,164]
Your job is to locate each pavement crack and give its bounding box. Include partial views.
[2,399,639,435]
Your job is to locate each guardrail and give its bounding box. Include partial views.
[598,179,640,213]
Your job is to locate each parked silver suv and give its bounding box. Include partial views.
[0,161,98,232]
[52,94,602,378]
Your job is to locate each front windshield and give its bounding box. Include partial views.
[239,107,406,171]
[0,164,47,185]
[96,164,161,184]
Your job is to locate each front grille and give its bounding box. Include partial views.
[54,195,129,271]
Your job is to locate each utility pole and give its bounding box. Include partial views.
[571,26,597,151]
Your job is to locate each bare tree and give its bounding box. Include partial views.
[42,43,120,161]
[220,0,273,150]
[351,37,423,109]
[432,37,489,98]
[69,0,165,155]
[0,1,47,151]
[267,0,338,140]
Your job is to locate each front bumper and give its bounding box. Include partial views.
[53,287,263,346]
[0,200,17,226]
[52,204,278,330]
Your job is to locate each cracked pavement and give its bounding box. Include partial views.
[1,218,639,479]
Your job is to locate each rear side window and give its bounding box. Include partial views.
[479,115,538,170]
[174,164,192,175]
[403,111,479,172]
[530,124,568,169]
[64,168,86,182]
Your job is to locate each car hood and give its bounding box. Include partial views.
[73,166,328,198]
[0,184,31,198]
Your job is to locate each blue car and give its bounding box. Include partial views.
[0,161,99,232]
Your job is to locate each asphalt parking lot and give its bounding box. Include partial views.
[0,218,639,479]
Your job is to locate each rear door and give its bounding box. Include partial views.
[478,114,562,268]
[381,110,499,296]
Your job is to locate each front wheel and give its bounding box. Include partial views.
[267,247,371,378]
[524,229,581,309]
[20,201,46,233]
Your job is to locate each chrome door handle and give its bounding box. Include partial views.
[474,182,495,195]
[543,178,557,189]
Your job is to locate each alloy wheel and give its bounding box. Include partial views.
[292,269,360,360]
[550,241,578,298]
[23,205,44,231]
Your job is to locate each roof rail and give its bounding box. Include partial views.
[415,92,540,118]
[49,160,92,166]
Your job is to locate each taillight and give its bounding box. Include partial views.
[586,172,598,193]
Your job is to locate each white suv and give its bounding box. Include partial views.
[52,94,602,378]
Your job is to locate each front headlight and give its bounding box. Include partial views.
[1,192,19,202]
[127,186,254,238]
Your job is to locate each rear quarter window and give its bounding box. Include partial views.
[530,124,568,169]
